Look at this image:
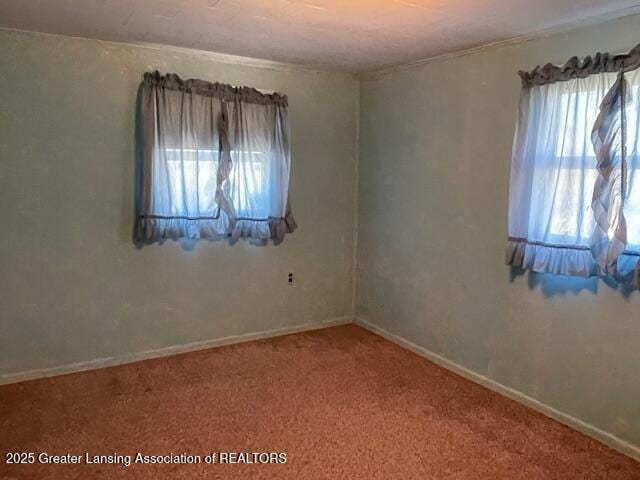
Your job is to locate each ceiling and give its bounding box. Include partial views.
[1,0,639,73]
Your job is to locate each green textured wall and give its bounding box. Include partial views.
[357,14,640,449]
[2,12,640,458]
[0,30,358,376]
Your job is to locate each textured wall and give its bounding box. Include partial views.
[0,30,358,376]
[356,14,640,448]
[3,11,640,455]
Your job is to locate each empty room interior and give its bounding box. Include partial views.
[2,0,640,478]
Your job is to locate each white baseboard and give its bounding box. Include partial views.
[4,314,638,463]
[354,316,640,463]
[0,316,353,386]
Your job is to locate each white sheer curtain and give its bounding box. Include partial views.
[624,69,640,252]
[135,72,296,242]
[507,61,640,286]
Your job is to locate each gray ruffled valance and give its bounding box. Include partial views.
[506,239,640,287]
[135,71,296,243]
[506,239,598,278]
[135,213,298,242]
[143,71,288,106]
[519,43,640,88]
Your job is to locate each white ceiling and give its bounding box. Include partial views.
[1,0,639,73]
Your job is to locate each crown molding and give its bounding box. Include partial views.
[358,6,640,80]
[0,27,356,78]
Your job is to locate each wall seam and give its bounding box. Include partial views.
[350,79,361,317]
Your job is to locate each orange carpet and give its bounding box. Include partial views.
[1,324,638,479]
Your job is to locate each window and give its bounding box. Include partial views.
[541,79,640,249]
[163,148,219,216]
[506,49,640,287]
[162,148,269,217]
[135,71,296,242]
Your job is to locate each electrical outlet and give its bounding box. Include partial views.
[288,273,294,285]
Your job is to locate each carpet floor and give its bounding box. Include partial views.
[1,324,639,479]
